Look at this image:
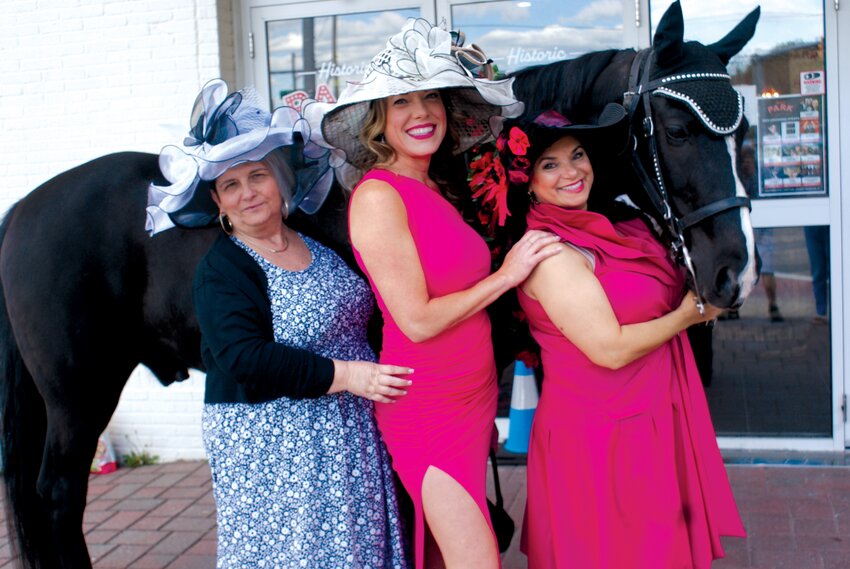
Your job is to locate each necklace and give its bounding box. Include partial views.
[235,230,290,254]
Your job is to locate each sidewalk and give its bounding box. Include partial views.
[2,458,850,568]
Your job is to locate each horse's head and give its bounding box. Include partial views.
[627,1,761,309]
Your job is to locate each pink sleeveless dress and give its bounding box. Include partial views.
[518,204,745,569]
[350,169,499,568]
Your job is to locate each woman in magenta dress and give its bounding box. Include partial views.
[470,105,746,568]
[321,20,560,568]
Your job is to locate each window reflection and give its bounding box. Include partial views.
[705,226,831,436]
[264,2,627,109]
[451,0,624,75]
[265,9,419,107]
[651,0,826,198]
[649,1,830,436]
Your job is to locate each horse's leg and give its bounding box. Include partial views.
[8,283,135,569]
[34,362,133,569]
[0,339,51,569]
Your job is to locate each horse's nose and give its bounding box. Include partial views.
[713,266,741,307]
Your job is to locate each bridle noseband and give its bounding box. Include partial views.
[622,48,751,313]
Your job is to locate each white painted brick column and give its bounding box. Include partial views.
[1,1,237,462]
[0,0,233,210]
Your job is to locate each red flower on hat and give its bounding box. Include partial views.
[507,127,529,155]
[508,169,528,185]
[469,151,495,188]
[508,156,531,184]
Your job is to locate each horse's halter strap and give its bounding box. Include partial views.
[623,48,750,313]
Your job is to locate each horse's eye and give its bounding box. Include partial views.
[666,125,689,143]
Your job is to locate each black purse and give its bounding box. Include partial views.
[487,448,515,553]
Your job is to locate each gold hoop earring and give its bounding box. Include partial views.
[219,213,233,235]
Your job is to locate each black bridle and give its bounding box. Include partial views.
[623,48,751,313]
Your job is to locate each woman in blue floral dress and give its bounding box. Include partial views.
[148,80,411,568]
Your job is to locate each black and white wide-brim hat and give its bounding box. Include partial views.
[320,19,524,171]
[146,80,336,235]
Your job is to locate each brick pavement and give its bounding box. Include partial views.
[3,458,850,568]
[1,461,217,569]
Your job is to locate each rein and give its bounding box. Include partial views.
[622,48,751,313]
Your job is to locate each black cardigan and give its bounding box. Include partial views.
[193,232,335,404]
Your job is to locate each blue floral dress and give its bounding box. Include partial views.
[202,234,409,569]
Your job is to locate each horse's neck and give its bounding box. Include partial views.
[588,49,636,112]
[511,49,636,118]
[587,50,644,208]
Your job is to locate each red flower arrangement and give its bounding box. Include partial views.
[468,110,575,232]
[468,125,533,230]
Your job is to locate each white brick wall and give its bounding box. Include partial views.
[107,366,207,461]
[0,0,235,212]
[1,0,239,462]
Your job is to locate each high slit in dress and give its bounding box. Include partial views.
[351,169,499,567]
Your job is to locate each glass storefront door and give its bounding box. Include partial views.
[245,1,434,108]
[246,0,637,106]
[239,0,846,449]
[649,0,843,448]
[441,0,631,74]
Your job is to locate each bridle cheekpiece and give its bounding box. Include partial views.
[623,48,751,314]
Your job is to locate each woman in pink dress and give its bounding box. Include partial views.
[470,105,746,568]
[321,20,560,569]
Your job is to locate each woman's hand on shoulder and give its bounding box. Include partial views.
[496,230,563,288]
[332,360,413,404]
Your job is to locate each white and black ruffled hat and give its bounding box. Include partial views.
[320,19,524,170]
[146,79,339,235]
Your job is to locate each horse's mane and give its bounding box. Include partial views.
[508,49,622,119]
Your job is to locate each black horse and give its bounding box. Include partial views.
[509,6,760,309]
[0,3,759,567]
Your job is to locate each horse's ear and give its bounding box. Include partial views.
[706,6,761,65]
[653,1,685,68]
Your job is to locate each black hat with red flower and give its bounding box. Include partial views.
[469,103,630,228]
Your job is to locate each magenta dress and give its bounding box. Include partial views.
[518,203,745,569]
[350,169,499,568]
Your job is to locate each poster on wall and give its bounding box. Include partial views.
[757,94,825,197]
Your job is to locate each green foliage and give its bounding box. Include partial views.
[121,450,159,468]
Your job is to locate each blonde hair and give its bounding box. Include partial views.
[360,99,395,170]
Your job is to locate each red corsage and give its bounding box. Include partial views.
[467,124,535,231]
[507,127,529,155]
[469,151,510,227]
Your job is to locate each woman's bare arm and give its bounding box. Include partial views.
[522,243,722,369]
[349,179,561,343]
